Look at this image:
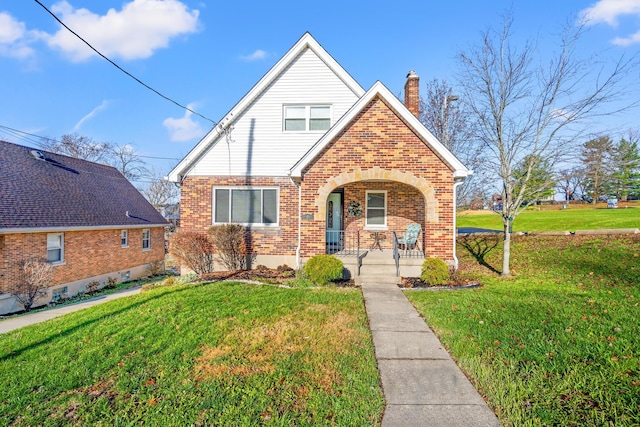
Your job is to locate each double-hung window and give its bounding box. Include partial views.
[214,188,278,226]
[284,105,331,131]
[366,191,387,228]
[47,233,64,264]
[121,230,128,247]
[142,229,150,250]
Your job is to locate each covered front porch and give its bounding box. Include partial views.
[322,179,428,278]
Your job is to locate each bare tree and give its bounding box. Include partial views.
[457,15,636,275]
[141,168,180,211]
[41,133,113,163]
[110,143,148,181]
[7,259,53,311]
[557,168,585,201]
[419,79,485,207]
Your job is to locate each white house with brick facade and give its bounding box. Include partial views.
[168,33,471,276]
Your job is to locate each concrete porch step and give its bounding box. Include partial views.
[356,274,400,286]
[360,250,423,266]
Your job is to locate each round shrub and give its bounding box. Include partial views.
[303,255,344,286]
[420,257,449,286]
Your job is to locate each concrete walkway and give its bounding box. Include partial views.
[0,286,141,335]
[361,281,500,427]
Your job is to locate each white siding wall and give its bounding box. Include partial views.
[187,48,360,177]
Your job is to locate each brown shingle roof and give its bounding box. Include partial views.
[0,140,168,230]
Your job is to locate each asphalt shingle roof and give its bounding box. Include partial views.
[0,140,168,230]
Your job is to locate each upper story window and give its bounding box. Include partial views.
[284,105,331,131]
[47,233,64,264]
[121,230,128,247]
[142,229,150,250]
[213,187,278,226]
[366,191,387,228]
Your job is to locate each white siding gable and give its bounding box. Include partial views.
[187,48,360,177]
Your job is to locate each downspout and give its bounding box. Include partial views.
[452,178,464,270]
[290,175,302,269]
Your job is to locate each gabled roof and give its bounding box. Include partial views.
[289,81,473,178]
[0,140,167,232]
[167,32,365,182]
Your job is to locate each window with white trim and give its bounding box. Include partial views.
[213,188,278,225]
[284,105,331,131]
[47,233,64,263]
[121,230,128,247]
[142,229,150,250]
[366,191,387,228]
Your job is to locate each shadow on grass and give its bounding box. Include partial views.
[0,285,197,362]
[458,234,502,274]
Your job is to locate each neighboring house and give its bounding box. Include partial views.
[168,33,471,275]
[0,140,167,314]
[158,203,180,228]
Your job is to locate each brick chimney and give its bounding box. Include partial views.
[404,70,420,118]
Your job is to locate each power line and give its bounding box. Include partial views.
[33,0,216,125]
[0,124,183,161]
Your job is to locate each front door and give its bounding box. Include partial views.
[326,192,343,253]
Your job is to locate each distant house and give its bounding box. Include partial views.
[0,140,168,314]
[168,33,471,275]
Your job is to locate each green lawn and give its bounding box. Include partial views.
[407,234,640,426]
[0,283,383,426]
[457,207,640,232]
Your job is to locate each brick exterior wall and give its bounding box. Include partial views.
[0,227,165,294]
[179,96,456,264]
[180,176,299,256]
[299,96,455,261]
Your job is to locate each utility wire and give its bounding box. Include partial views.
[0,124,183,161]
[33,0,216,125]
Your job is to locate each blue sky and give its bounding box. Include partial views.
[1,0,639,183]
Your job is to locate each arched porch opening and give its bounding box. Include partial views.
[313,168,439,257]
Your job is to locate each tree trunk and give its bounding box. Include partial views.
[502,222,511,276]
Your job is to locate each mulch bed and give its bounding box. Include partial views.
[399,277,481,290]
[198,265,356,287]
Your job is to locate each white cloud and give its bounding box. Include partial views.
[73,100,110,131]
[43,0,199,62]
[580,0,640,26]
[239,49,268,61]
[580,0,640,45]
[163,105,204,142]
[612,29,640,45]
[0,12,37,59]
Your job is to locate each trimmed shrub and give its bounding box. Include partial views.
[146,260,165,277]
[105,276,119,289]
[303,255,343,286]
[420,257,449,286]
[86,280,100,294]
[169,232,216,274]
[208,224,248,271]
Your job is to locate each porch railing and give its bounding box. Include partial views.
[392,231,400,276]
[326,230,366,275]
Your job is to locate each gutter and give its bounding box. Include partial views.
[452,178,464,270]
[0,223,167,235]
[289,175,302,269]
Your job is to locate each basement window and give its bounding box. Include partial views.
[52,286,68,302]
